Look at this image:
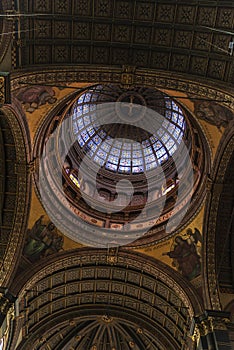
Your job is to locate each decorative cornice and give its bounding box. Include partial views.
[202,126,234,310]
[0,107,31,287]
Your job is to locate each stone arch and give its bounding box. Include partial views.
[9,249,203,350]
[0,106,31,287]
[202,122,234,310]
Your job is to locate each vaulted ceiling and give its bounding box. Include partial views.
[3,0,232,85]
[0,1,234,349]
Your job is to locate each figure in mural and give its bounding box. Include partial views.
[194,100,233,130]
[15,85,57,113]
[23,216,63,261]
[163,227,202,280]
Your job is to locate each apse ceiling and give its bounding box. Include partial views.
[5,0,233,85]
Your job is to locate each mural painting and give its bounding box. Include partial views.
[163,228,202,281]
[194,100,233,130]
[23,215,64,262]
[15,85,57,113]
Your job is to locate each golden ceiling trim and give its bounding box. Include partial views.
[11,66,234,106]
[10,249,202,350]
[0,107,30,286]
[13,249,203,317]
[203,127,234,311]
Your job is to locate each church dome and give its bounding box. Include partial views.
[71,85,186,175]
[35,84,208,247]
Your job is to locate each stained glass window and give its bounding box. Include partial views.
[71,86,186,174]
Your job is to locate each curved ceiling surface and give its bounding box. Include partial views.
[71,85,185,174]
[6,0,232,85]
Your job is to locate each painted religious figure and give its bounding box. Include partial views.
[163,228,202,280]
[23,216,63,261]
[194,100,233,130]
[15,85,57,113]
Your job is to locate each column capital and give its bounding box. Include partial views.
[190,310,231,344]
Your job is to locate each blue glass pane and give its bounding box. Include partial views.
[168,124,175,134]
[93,135,102,145]
[81,131,89,142]
[73,125,78,134]
[72,89,186,173]
[163,119,169,128]
[91,94,98,101]
[122,150,131,158]
[133,143,141,149]
[83,105,89,114]
[88,140,98,151]
[108,156,119,164]
[105,162,118,171]
[157,128,164,137]
[120,158,131,166]
[78,95,84,104]
[132,158,143,166]
[97,149,107,159]
[112,148,121,156]
[132,166,144,173]
[165,110,172,119]
[153,141,163,151]
[143,147,153,156]
[123,143,131,150]
[94,155,105,166]
[114,140,122,148]
[84,93,92,102]
[87,126,95,136]
[178,115,184,128]
[165,99,171,108]
[119,166,131,173]
[77,134,84,146]
[161,133,170,143]
[166,139,175,149]
[156,148,166,158]
[142,140,150,147]
[172,112,178,123]
[83,115,91,125]
[172,101,179,111]
[89,104,96,111]
[173,127,181,138]
[133,150,142,158]
[145,155,156,164]
[77,118,84,129]
[106,137,113,145]
[146,163,156,170]
[98,129,106,138]
[101,143,111,152]
[150,135,157,143]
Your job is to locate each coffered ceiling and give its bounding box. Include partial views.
[6,0,232,85]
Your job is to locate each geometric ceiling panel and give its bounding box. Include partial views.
[8,0,233,84]
[11,250,201,350]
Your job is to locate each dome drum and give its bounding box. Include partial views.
[34,84,209,247]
